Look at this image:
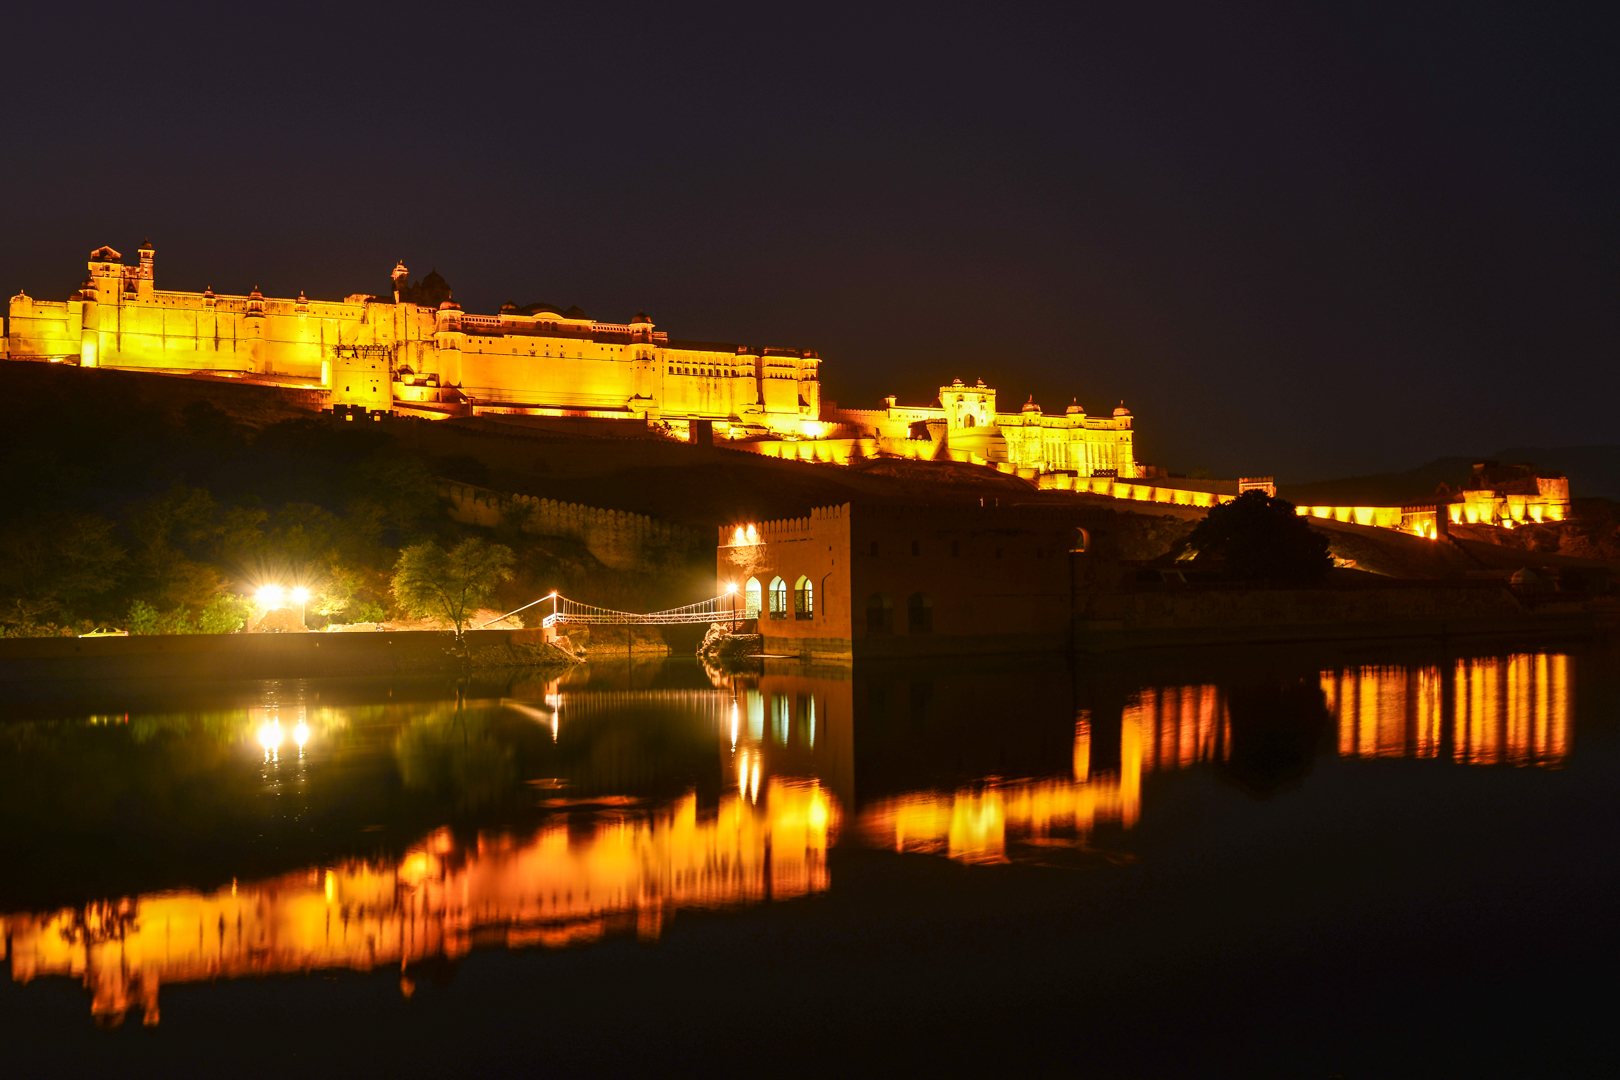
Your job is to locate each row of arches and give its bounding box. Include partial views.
[742,576,816,621]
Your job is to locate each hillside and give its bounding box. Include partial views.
[1279,446,1620,505]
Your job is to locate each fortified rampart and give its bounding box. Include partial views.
[439,482,703,572]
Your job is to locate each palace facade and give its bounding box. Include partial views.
[5,242,822,437]
[5,240,1140,476]
[815,378,1139,477]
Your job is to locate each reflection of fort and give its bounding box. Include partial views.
[3,785,835,1027]
[1322,653,1571,767]
[2,651,1576,1025]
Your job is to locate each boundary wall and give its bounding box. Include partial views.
[0,628,555,682]
[439,481,703,571]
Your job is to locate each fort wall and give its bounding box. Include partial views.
[439,481,703,572]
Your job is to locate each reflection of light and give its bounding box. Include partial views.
[293,722,309,749]
[730,702,739,748]
[750,761,760,803]
[862,721,1141,864]
[257,720,282,750]
[256,584,284,609]
[1321,654,1571,767]
[7,787,839,1027]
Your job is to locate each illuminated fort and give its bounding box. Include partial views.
[6,242,1583,527]
[3,241,1135,476]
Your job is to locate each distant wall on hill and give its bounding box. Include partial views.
[439,481,703,571]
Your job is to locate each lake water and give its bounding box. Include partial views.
[2,640,1615,1077]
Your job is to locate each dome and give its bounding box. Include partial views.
[951,378,964,387]
[1113,400,1131,417]
[439,297,461,311]
[1066,398,1085,415]
[631,311,652,325]
[563,304,587,320]
[1021,395,1041,414]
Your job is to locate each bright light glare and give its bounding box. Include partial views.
[291,587,310,604]
[258,720,282,750]
[257,584,284,609]
[293,721,309,749]
[726,582,737,594]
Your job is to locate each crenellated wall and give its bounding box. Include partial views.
[440,482,702,571]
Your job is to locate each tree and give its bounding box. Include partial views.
[391,537,515,637]
[1184,490,1333,583]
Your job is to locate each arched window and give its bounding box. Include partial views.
[907,592,934,633]
[963,413,976,429]
[866,593,893,633]
[795,575,813,619]
[768,576,788,619]
[745,577,762,619]
[1071,527,1090,553]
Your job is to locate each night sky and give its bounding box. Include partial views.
[4,2,1615,481]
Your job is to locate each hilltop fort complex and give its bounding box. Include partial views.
[4,242,1135,477]
[4,242,1572,533]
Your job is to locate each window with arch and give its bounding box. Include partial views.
[768,576,788,619]
[1071,527,1090,553]
[794,575,813,619]
[907,592,934,633]
[744,577,762,619]
[865,593,893,633]
[963,413,976,429]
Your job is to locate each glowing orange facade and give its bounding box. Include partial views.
[4,244,820,436]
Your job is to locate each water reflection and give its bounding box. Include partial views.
[860,716,1142,863]
[1322,653,1571,767]
[0,648,1579,1025]
[3,784,835,1027]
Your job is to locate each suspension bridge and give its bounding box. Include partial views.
[474,592,748,630]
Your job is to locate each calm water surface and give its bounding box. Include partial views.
[2,641,1616,1077]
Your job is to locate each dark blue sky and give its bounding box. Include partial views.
[4,1,1615,480]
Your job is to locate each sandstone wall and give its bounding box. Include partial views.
[439,481,703,572]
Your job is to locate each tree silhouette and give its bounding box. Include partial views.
[1185,490,1332,583]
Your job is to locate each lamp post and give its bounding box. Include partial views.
[291,587,309,630]
[726,582,737,632]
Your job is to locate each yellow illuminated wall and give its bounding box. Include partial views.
[5,245,820,436]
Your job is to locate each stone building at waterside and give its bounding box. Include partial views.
[717,503,1109,660]
[5,243,821,437]
[718,502,1613,660]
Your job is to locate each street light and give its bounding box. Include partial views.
[725,582,737,631]
[257,584,284,610]
[291,587,310,629]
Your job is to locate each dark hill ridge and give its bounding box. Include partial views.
[1279,446,1620,506]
